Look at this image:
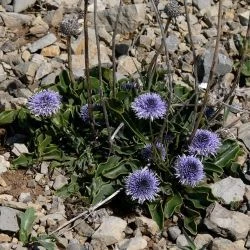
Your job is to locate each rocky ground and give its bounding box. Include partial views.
[0,0,250,249]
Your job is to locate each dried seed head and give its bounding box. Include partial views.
[164,0,181,18]
[60,16,81,36]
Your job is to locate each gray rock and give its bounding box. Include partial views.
[211,237,246,250]
[74,219,94,237]
[194,234,213,249]
[90,239,107,250]
[0,12,33,28]
[16,88,33,99]
[238,123,250,151]
[118,236,147,250]
[204,202,250,240]
[176,234,189,248]
[0,207,21,232]
[29,33,57,53]
[193,0,212,10]
[117,56,141,76]
[40,72,59,86]
[53,175,68,190]
[40,162,49,175]
[0,155,10,174]
[210,177,245,204]
[35,62,53,80]
[135,216,159,235]
[0,64,7,82]
[88,4,146,34]
[168,226,181,241]
[12,143,29,157]
[13,0,36,13]
[200,49,233,83]
[92,216,127,246]
[18,192,32,203]
[66,242,81,250]
[165,34,179,53]
[238,11,250,26]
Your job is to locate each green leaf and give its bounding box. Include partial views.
[32,235,56,250]
[91,177,115,205]
[37,134,52,157]
[182,228,197,250]
[84,77,100,89]
[164,192,183,218]
[12,153,34,168]
[0,110,18,125]
[107,99,124,115]
[56,175,80,198]
[242,60,250,76]
[213,139,241,168]
[96,156,121,177]
[102,160,130,179]
[183,207,201,235]
[19,208,37,245]
[148,201,164,230]
[203,162,223,177]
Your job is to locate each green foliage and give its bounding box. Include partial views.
[19,208,37,245]
[2,68,244,236]
[19,208,56,249]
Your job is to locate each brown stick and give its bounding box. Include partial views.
[84,0,95,133]
[190,0,223,142]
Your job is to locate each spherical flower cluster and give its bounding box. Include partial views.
[125,167,160,204]
[141,142,166,161]
[27,90,61,117]
[164,0,181,18]
[60,16,81,36]
[121,82,138,90]
[174,155,205,187]
[189,129,221,157]
[131,93,167,120]
[80,104,89,122]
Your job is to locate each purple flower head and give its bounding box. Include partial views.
[174,155,205,187]
[189,129,221,157]
[125,167,160,204]
[141,142,166,161]
[80,104,89,122]
[131,93,167,120]
[27,90,61,117]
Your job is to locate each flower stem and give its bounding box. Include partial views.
[67,36,75,85]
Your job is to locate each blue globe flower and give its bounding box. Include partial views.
[189,129,221,156]
[27,90,61,117]
[141,142,166,161]
[131,93,167,120]
[125,167,160,204]
[174,155,205,187]
[80,104,89,122]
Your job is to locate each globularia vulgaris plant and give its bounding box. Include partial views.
[0,0,245,235]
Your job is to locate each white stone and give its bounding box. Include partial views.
[212,237,246,250]
[118,236,147,250]
[12,143,29,157]
[29,33,57,53]
[135,216,159,235]
[18,192,32,203]
[13,0,36,13]
[204,202,250,240]
[210,177,245,204]
[0,155,10,174]
[92,216,127,246]
[117,56,141,76]
[53,175,68,190]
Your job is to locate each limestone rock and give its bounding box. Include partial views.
[118,236,147,250]
[117,56,141,76]
[212,237,246,250]
[13,0,36,13]
[204,202,250,240]
[0,207,21,233]
[210,177,245,204]
[29,33,57,53]
[92,216,127,246]
[135,216,159,235]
